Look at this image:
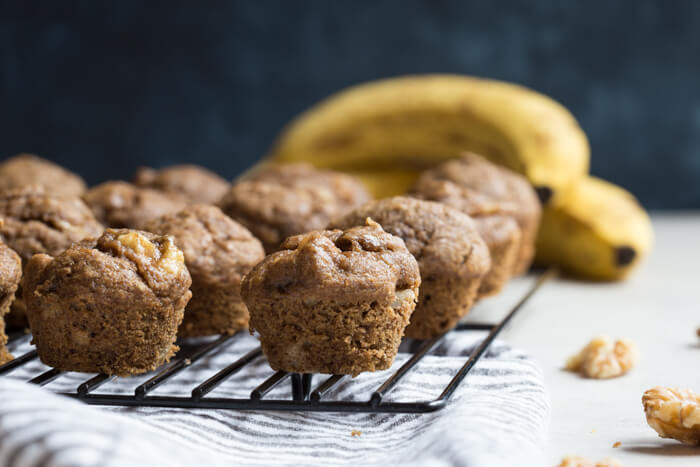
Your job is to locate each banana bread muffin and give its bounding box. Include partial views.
[0,234,22,365]
[411,153,541,275]
[0,187,104,327]
[241,219,420,376]
[0,154,86,198]
[219,164,371,253]
[133,164,231,204]
[83,181,187,230]
[143,205,265,337]
[330,197,491,339]
[410,177,522,297]
[23,229,192,376]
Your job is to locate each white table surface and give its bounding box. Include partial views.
[467,213,700,466]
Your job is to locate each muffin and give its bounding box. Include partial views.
[83,181,187,230]
[0,154,87,198]
[0,234,22,365]
[143,205,265,337]
[23,229,192,376]
[0,187,104,327]
[219,164,371,253]
[410,177,522,297]
[411,153,541,275]
[241,219,420,376]
[330,197,491,339]
[133,164,231,204]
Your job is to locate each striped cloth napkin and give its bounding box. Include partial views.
[0,331,549,467]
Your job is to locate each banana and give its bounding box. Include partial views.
[345,168,423,200]
[268,74,590,203]
[535,176,653,280]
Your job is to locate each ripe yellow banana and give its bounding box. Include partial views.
[535,176,653,280]
[268,74,590,203]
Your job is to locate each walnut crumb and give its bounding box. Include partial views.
[643,386,700,445]
[558,456,622,467]
[565,337,638,378]
[351,430,362,437]
[612,441,621,448]
[184,359,192,365]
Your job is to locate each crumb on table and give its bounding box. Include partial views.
[558,456,622,467]
[351,430,361,437]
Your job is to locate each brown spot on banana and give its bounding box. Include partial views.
[534,186,553,205]
[615,246,637,267]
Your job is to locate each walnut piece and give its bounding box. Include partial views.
[642,386,700,445]
[565,337,638,379]
[558,456,622,467]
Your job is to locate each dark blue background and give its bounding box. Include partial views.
[1,1,698,209]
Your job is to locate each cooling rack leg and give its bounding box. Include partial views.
[291,374,303,401]
[302,374,312,400]
[291,373,313,401]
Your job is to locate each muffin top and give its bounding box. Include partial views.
[410,175,517,218]
[330,196,491,280]
[0,187,103,263]
[24,228,191,302]
[0,154,87,198]
[83,181,187,230]
[410,152,539,222]
[143,204,265,286]
[133,164,231,204]
[241,219,420,305]
[219,164,371,253]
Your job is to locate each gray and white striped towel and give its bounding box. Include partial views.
[0,331,549,467]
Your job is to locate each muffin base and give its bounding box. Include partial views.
[250,296,415,376]
[475,215,521,298]
[512,222,538,276]
[179,286,250,337]
[5,296,27,329]
[0,300,13,365]
[33,342,179,376]
[404,277,482,340]
[0,273,18,365]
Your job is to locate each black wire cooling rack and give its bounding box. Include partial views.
[0,269,554,413]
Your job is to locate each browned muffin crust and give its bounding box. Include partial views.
[133,164,231,204]
[0,187,103,263]
[0,236,22,365]
[411,153,541,275]
[0,187,104,327]
[330,197,491,339]
[219,164,371,253]
[144,205,265,337]
[241,219,420,376]
[0,154,87,198]
[410,176,522,297]
[83,181,187,230]
[23,228,192,376]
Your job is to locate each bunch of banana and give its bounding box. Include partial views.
[268,74,589,204]
[262,74,653,280]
